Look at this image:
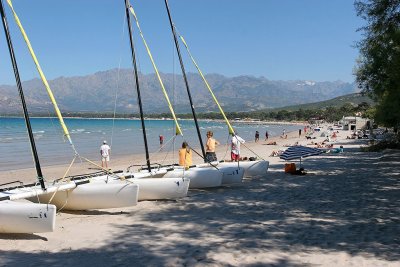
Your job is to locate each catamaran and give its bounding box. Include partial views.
[124,2,236,189]
[161,0,246,185]
[0,0,62,233]
[87,0,190,201]
[165,0,269,177]
[1,0,139,214]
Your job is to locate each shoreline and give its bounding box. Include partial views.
[0,115,307,124]
[0,127,302,182]
[1,124,399,266]
[0,118,305,173]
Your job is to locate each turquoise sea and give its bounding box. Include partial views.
[0,117,300,171]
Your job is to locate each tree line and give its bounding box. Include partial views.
[24,101,368,123]
[355,0,400,131]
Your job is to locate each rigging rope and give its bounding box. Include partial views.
[128,3,182,136]
[172,32,176,164]
[240,141,265,160]
[111,11,128,148]
[222,134,231,160]
[176,29,266,161]
[176,29,235,136]
[6,0,76,153]
[6,0,133,180]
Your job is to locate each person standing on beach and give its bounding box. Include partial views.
[159,135,164,146]
[299,129,302,138]
[231,134,245,162]
[255,131,260,142]
[179,141,192,169]
[265,130,269,141]
[100,140,111,169]
[282,129,287,139]
[205,131,219,162]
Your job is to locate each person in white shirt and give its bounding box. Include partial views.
[100,140,111,169]
[231,134,245,161]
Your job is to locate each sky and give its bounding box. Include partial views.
[0,0,365,86]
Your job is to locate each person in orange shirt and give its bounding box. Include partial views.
[179,141,192,169]
[205,131,219,162]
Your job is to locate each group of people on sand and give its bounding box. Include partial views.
[99,126,305,169]
[99,130,248,171]
[100,126,342,168]
[178,130,247,168]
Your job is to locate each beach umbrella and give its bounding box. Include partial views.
[279,145,322,167]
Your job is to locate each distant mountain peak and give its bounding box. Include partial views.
[0,69,357,114]
[296,80,316,86]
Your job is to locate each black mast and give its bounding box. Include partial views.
[0,0,46,190]
[125,0,151,172]
[164,0,206,162]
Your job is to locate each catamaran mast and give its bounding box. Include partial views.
[125,0,151,172]
[164,0,207,161]
[0,0,46,190]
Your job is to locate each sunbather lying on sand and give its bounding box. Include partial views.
[283,142,299,147]
[270,150,284,157]
[316,142,326,148]
[266,141,277,145]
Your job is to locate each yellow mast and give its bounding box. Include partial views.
[128,3,182,136]
[178,34,235,136]
[6,0,75,151]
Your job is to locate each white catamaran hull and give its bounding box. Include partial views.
[0,182,78,201]
[219,160,269,177]
[163,166,223,189]
[94,173,190,201]
[128,176,189,200]
[29,182,139,211]
[188,162,245,185]
[0,201,56,233]
[218,165,245,185]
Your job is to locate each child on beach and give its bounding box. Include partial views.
[179,142,192,169]
[205,131,219,162]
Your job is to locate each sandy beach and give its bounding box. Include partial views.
[0,127,399,266]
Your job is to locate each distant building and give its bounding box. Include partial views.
[340,116,372,131]
[308,117,325,126]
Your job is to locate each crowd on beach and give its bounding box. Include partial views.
[101,123,350,170]
[2,122,398,267]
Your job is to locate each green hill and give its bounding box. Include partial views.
[267,93,375,112]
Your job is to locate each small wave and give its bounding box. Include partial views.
[0,137,14,143]
[71,129,85,133]
[33,130,45,134]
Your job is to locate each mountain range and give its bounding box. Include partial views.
[0,69,359,115]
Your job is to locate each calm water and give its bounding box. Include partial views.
[0,117,300,171]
